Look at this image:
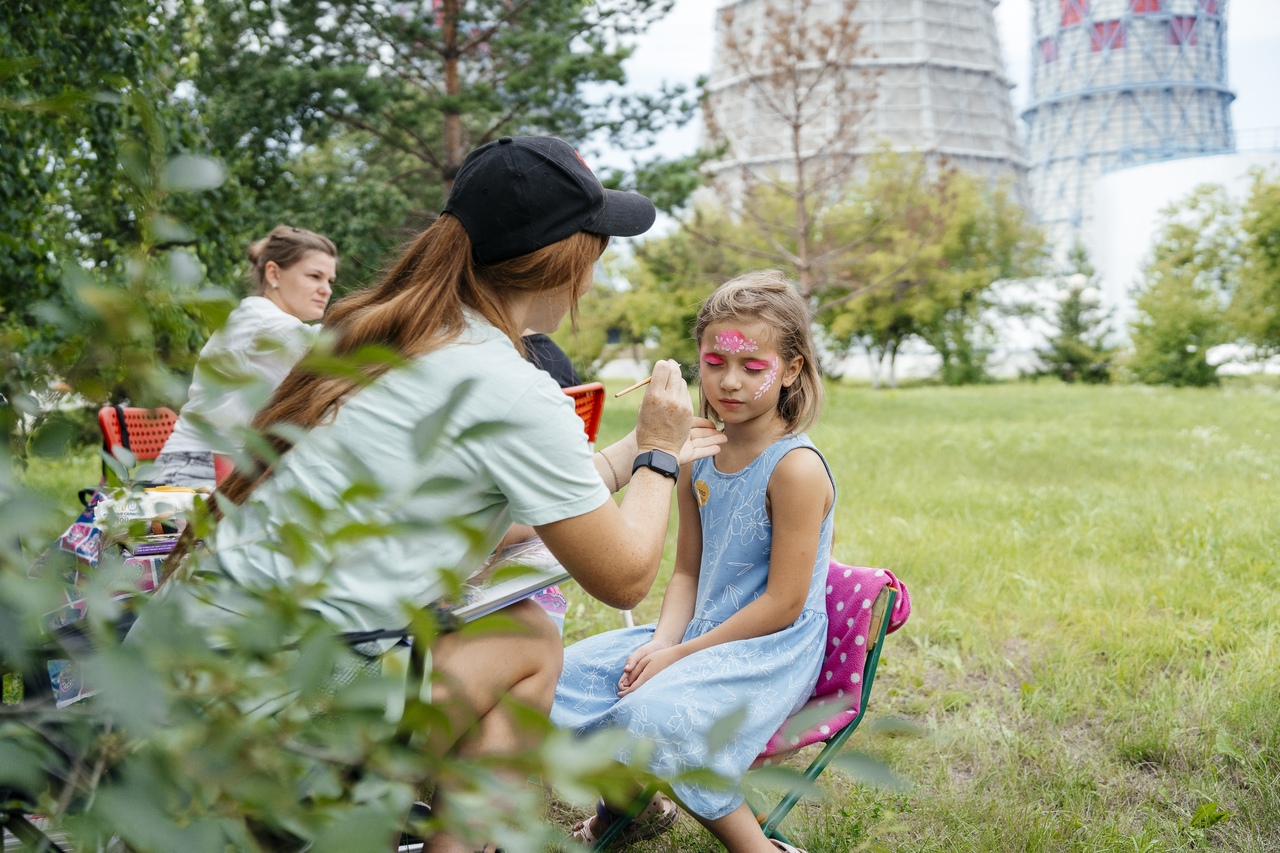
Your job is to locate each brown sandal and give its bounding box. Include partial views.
[568,793,678,849]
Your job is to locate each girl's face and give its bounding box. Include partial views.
[264,250,336,322]
[698,319,803,426]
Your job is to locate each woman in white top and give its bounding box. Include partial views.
[136,136,724,852]
[154,225,336,487]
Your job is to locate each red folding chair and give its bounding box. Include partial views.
[97,405,178,461]
[563,382,605,444]
[96,405,178,481]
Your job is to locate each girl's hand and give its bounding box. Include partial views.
[619,638,672,691]
[678,417,727,467]
[618,644,685,697]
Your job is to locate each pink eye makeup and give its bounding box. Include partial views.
[744,359,771,371]
[702,352,726,366]
[752,356,780,399]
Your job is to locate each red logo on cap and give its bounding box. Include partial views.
[573,149,590,170]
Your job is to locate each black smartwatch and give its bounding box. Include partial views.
[632,449,679,480]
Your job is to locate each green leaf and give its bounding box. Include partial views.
[831,751,908,791]
[160,155,226,192]
[411,379,475,458]
[1189,801,1233,829]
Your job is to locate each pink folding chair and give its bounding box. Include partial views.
[589,561,911,849]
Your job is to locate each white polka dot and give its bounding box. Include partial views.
[843,568,852,577]
[832,637,840,645]
[820,725,830,735]
[817,699,825,706]
[851,673,861,684]
[854,583,861,593]
[825,585,833,594]
[862,599,872,609]
[846,617,854,628]
[791,736,800,745]
[839,652,846,663]
[855,635,865,646]
[875,569,885,577]
[825,671,833,680]
[837,689,844,698]
[763,758,773,766]
[836,601,844,612]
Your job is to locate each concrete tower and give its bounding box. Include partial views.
[1022,0,1236,251]
[704,0,1028,194]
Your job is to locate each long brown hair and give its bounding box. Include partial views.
[247,225,338,295]
[216,214,606,508]
[693,270,824,434]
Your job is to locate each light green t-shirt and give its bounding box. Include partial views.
[173,312,609,638]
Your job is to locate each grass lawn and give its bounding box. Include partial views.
[17,381,1280,851]
[561,380,1280,852]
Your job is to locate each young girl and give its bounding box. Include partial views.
[552,270,835,853]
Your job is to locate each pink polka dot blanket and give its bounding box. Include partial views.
[759,560,911,758]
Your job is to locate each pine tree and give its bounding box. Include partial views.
[1039,246,1114,383]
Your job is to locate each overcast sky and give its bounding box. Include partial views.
[603,0,1280,168]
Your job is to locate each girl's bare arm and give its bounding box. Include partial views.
[673,447,832,655]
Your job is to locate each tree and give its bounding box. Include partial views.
[0,0,240,456]
[1038,245,1114,384]
[1227,169,1280,358]
[701,0,931,301]
[1129,185,1235,387]
[816,154,1044,386]
[191,0,696,213]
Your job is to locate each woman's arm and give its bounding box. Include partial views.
[593,419,725,493]
[535,361,693,609]
[617,447,833,694]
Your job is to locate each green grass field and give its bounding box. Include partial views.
[562,380,1280,852]
[18,382,1280,851]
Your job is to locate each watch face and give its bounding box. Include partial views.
[635,450,679,479]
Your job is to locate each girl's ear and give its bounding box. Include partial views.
[780,354,805,388]
[264,260,281,288]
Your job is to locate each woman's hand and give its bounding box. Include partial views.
[634,359,693,457]
[678,417,727,467]
[618,639,684,696]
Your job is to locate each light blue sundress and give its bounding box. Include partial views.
[551,434,834,820]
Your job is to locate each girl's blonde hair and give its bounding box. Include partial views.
[217,214,607,507]
[693,270,824,434]
[246,225,338,295]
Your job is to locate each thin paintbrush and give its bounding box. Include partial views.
[613,376,652,398]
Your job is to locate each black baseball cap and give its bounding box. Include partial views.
[443,136,657,265]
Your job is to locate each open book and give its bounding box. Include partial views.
[449,537,570,623]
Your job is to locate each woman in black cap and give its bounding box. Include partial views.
[145,136,723,852]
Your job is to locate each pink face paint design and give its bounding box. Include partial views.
[753,356,780,400]
[713,329,758,354]
[702,352,726,366]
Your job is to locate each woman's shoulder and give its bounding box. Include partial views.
[399,327,569,418]
[212,296,308,344]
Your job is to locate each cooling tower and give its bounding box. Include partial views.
[704,0,1028,195]
[1022,0,1236,251]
